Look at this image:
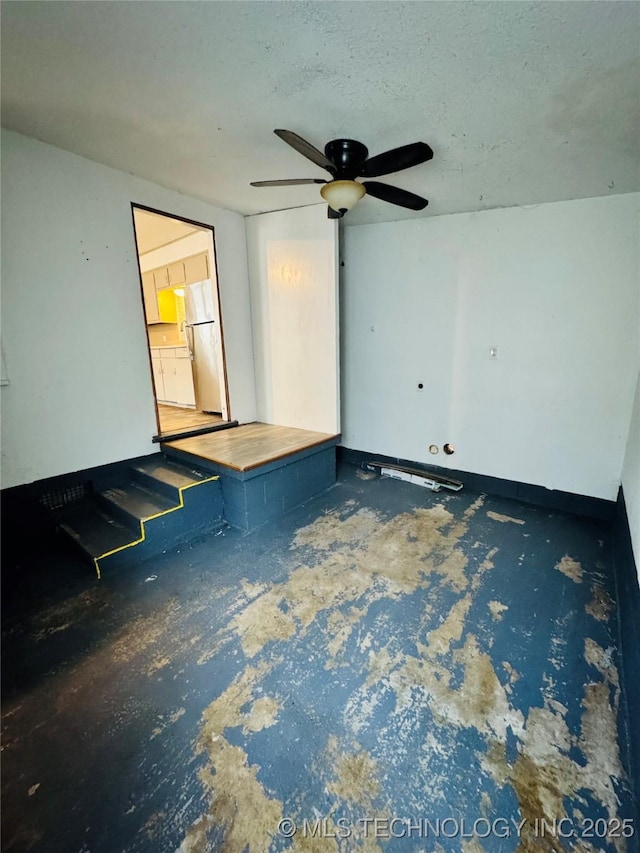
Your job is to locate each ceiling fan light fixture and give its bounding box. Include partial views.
[320,180,366,213]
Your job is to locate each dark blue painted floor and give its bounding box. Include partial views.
[1,464,637,852]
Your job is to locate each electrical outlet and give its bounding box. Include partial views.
[489,346,499,359]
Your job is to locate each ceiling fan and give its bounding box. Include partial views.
[250,129,433,219]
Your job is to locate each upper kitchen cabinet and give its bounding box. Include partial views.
[184,253,209,283]
[167,261,186,286]
[141,252,213,324]
[142,271,160,324]
[154,252,210,292]
[153,267,170,289]
[142,271,177,324]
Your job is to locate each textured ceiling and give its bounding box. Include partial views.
[2,1,639,225]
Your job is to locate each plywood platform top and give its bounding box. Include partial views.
[163,422,338,472]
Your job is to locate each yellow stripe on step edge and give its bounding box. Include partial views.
[93,474,219,579]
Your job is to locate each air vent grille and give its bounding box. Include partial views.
[39,483,88,511]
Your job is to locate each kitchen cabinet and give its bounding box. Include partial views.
[150,347,195,407]
[163,351,196,406]
[184,253,209,283]
[144,252,211,324]
[152,252,210,292]
[142,272,160,324]
[143,274,177,324]
[168,261,187,286]
[153,267,170,289]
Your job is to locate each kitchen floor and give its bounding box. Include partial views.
[1,463,636,852]
[157,404,224,436]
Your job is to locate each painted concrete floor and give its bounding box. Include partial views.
[1,464,637,853]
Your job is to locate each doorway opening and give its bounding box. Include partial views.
[131,205,231,440]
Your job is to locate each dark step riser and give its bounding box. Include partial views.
[96,492,145,533]
[161,445,221,477]
[54,460,225,574]
[98,486,224,573]
[56,524,100,569]
[97,482,177,529]
[98,518,227,573]
[129,468,183,502]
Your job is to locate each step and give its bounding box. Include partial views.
[98,483,177,530]
[54,469,224,576]
[56,497,139,562]
[130,457,216,502]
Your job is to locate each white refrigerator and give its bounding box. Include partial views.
[184,279,222,413]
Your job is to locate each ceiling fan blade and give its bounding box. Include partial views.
[363,181,428,210]
[250,179,327,187]
[327,206,344,219]
[274,129,335,173]
[359,142,434,178]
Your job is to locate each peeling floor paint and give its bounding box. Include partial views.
[488,600,509,621]
[586,583,615,622]
[555,554,584,583]
[486,511,526,526]
[1,465,635,853]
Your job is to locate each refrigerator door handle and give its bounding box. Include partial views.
[185,325,195,361]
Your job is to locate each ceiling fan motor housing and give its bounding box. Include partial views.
[324,139,369,179]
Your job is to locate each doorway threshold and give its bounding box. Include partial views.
[152,420,238,444]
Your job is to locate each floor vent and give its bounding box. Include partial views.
[39,483,89,511]
[363,461,463,492]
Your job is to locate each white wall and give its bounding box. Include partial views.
[246,206,339,435]
[622,371,640,573]
[341,193,639,501]
[1,129,256,489]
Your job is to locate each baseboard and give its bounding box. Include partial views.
[613,488,640,815]
[337,447,616,521]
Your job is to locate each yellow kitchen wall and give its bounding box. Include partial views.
[156,288,178,323]
[146,292,187,346]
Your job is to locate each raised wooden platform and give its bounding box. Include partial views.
[163,423,340,531]
[164,423,337,472]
